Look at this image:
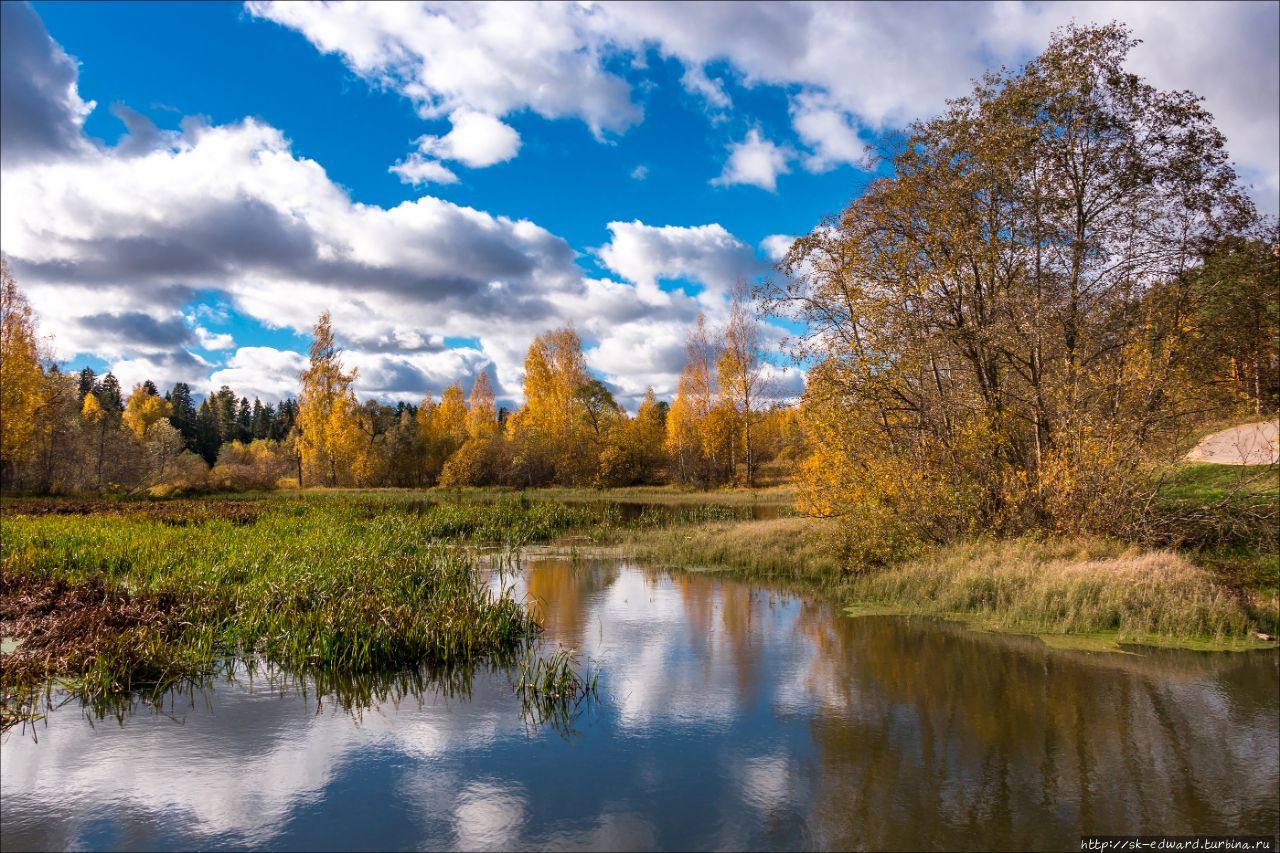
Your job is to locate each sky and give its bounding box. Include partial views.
[2,1,1277,409]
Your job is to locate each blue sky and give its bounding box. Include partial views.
[3,1,1277,408]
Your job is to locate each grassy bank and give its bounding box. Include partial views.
[632,515,1277,652]
[0,497,609,720]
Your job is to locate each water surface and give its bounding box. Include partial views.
[2,558,1276,851]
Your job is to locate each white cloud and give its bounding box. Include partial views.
[711,128,790,192]
[759,234,795,263]
[791,94,866,172]
[596,221,765,306]
[208,347,308,400]
[0,12,794,406]
[246,0,641,135]
[112,351,213,393]
[389,153,458,185]
[413,109,521,168]
[194,326,235,351]
[248,1,1278,210]
[680,65,731,112]
[629,164,649,181]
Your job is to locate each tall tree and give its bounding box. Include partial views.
[77,367,97,401]
[466,372,498,440]
[0,260,45,483]
[519,326,597,484]
[296,311,360,485]
[96,372,123,414]
[168,382,199,451]
[666,314,725,486]
[717,281,766,485]
[767,22,1255,537]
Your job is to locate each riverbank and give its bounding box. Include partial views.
[2,478,1275,726]
[636,519,1276,652]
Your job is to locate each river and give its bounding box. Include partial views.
[2,557,1277,851]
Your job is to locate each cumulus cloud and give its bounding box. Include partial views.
[194,327,236,351]
[0,106,603,395]
[680,65,731,112]
[208,347,308,401]
[253,1,1278,210]
[246,0,641,136]
[0,4,791,406]
[596,221,766,306]
[759,234,796,263]
[0,1,95,166]
[711,129,791,192]
[414,109,521,168]
[112,350,213,393]
[391,109,520,184]
[389,154,458,185]
[790,94,866,172]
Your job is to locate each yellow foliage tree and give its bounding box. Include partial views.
[666,314,728,486]
[768,24,1254,538]
[466,372,498,440]
[296,311,360,486]
[518,326,597,484]
[0,260,45,480]
[123,384,173,439]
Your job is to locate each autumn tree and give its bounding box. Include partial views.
[0,259,44,487]
[717,280,767,485]
[768,22,1256,540]
[666,314,729,486]
[515,326,600,484]
[297,311,361,485]
[466,372,498,440]
[599,388,668,486]
[1185,232,1280,414]
[123,383,173,439]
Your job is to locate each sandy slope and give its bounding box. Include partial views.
[1185,421,1279,465]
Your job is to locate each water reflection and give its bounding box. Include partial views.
[2,557,1276,851]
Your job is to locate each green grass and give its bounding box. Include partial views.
[0,497,618,715]
[1147,461,1278,611]
[1156,462,1278,504]
[3,482,1273,727]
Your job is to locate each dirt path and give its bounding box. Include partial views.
[1185,421,1279,466]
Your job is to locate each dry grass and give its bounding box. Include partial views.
[846,538,1272,649]
[630,516,846,587]
[632,516,1274,650]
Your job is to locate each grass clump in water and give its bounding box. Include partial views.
[0,497,564,721]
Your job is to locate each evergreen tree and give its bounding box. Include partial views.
[195,397,221,464]
[168,382,199,451]
[251,398,269,439]
[96,373,124,413]
[77,367,96,400]
[236,397,252,442]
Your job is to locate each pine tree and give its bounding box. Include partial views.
[77,367,97,400]
[168,382,199,451]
